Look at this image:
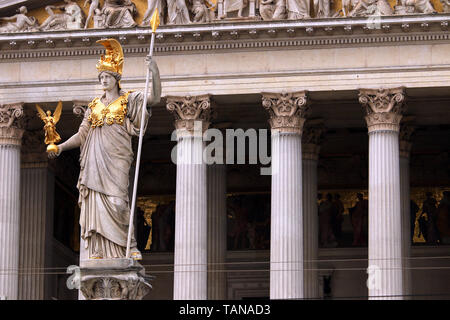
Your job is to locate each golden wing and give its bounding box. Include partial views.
[35,104,47,121]
[53,101,63,123]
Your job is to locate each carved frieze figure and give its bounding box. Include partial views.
[286,0,311,19]
[395,0,436,14]
[84,0,100,29]
[259,0,287,20]
[167,0,191,24]
[39,0,85,31]
[96,0,138,28]
[442,0,450,12]
[348,0,393,17]
[48,39,161,260]
[0,6,39,33]
[141,0,165,26]
[314,0,333,18]
[340,0,359,17]
[220,0,249,19]
[192,0,214,23]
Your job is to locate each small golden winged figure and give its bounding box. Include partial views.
[36,102,62,153]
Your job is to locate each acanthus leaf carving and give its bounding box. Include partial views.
[261,91,309,134]
[166,94,211,135]
[359,87,405,132]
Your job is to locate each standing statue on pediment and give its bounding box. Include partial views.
[39,0,85,31]
[141,0,165,26]
[96,0,138,28]
[167,0,191,24]
[348,0,392,17]
[220,0,248,19]
[84,0,100,29]
[259,0,287,20]
[395,0,436,14]
[192,0,215,22]
[286,0,311,19]
[0,6,39,33]
[442,0,450,12]
[314,0,333,17]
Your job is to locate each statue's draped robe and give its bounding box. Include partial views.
[76,91,148,258]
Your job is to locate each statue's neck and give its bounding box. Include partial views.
[103,88,121,105]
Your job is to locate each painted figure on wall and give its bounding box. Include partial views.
[421,192,440,244]
[318,193,337,247]
[436,191,450,244]
[349,193,368,246]
[48,39,161,260]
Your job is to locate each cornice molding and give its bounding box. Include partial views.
[0,14,449,59]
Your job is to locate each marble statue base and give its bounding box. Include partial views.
[79,258,153,300]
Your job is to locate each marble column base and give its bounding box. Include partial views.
[78,258,153,300]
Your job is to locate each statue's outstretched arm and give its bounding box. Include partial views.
[48,132,81,159]
[147,59,161,107]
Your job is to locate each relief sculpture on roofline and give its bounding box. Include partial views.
[0,0,446,32]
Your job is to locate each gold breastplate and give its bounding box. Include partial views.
[88,92,131,128]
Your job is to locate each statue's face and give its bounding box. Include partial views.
[99,72,118,91]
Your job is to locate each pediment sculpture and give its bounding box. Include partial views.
[0,6,39,33]
[39,0,85,31]
[0,0,447,32]
[94,0,138,28]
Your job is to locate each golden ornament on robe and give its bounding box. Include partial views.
[36,101,62,153]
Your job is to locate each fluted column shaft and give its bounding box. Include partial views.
[174,135,207,299]
[262,91,309,300]
[167,95,211,300]
[207,164,227,300]
[368,130,403,299]
[270,132,303,299]
[302,144,320,299]
[18,164,54,300]
[360,88,405,300]
[0,103,24,300]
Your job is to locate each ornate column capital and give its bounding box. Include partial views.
[0,103,25,146]
[166,95,211,137]
[359,88,406,133]
[73,101,90,118]
[399,117,416,159]
[261,91,309,135]
[302,121,325,161]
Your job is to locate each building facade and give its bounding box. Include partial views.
[0,0,450,300]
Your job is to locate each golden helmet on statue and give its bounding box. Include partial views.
[96,38,124,76]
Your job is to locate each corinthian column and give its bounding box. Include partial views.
[302,123,324,299]
[207,163,227,300]
[166,95,211,300]
[359,88,405,300]
[261,91,309,300]
[0,103,24,300]
[399,119,415,299]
